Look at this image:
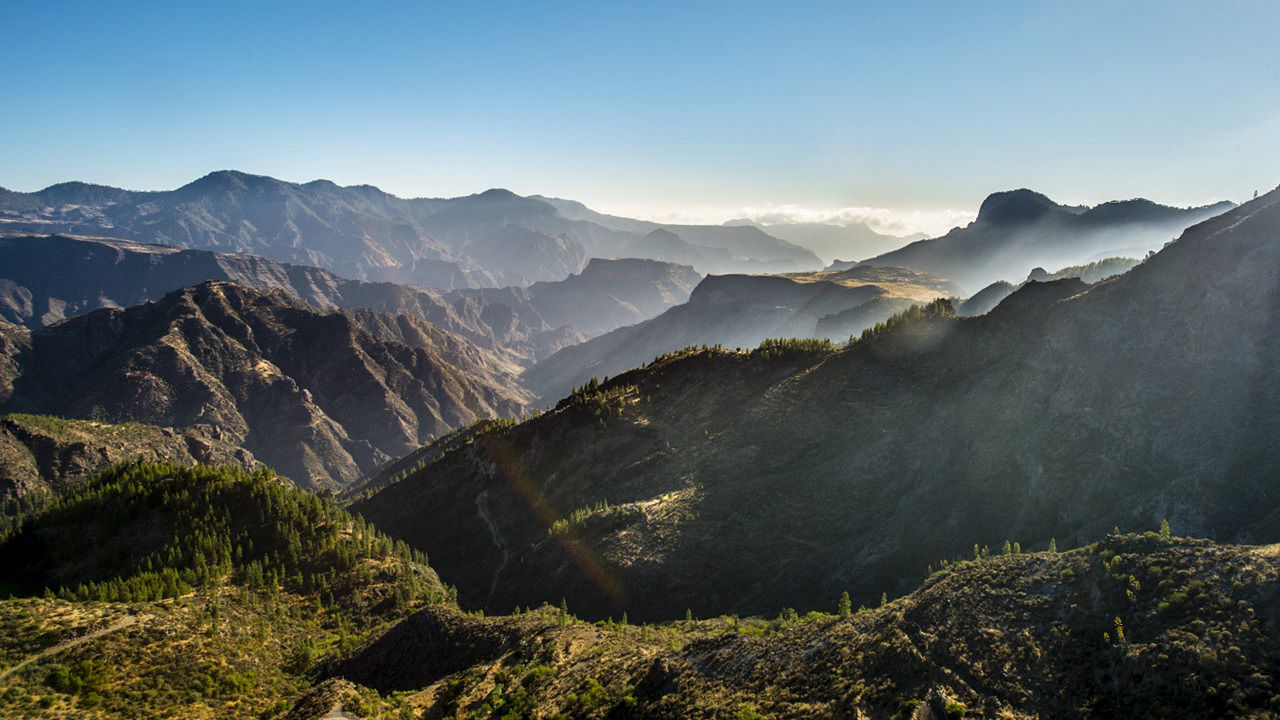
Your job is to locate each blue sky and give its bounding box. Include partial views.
[1,1,1277,234]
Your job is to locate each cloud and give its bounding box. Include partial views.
[622,202,976,238]
[731,203,975,238]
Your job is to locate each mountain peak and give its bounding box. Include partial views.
[976,189,1061,225]
[645,228,682,240]
[176,170,276,195]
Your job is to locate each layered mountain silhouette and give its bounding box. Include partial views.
[861,189,1233,292]
[531,195,824,272]
[957,257,1140,316]
[353,187,1280,621]
[450,257,702,340]
[0,180,1271,720]
[724,218,926,265]
[0,172,821,288]
[0,234,707,365]
[0,282,531,489]
[522,264,959,400]
[0,234,567,364]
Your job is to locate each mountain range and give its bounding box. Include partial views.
[522,264,959,401]
[724,218,928,265]
[0,234,701,366]
[532,195,825,273]
[448,257,703,340]
[0,282,531,489]
[351,186,1280,621]
[861,189,1234,292]
[0,172,821,289]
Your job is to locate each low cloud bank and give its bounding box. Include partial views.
[733,203,974,238]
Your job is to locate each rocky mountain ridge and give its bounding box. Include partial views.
[0,282,531,489]
[863,188,1233,292]
[0,172,820,288]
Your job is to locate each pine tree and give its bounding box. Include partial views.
[838,591,852,618]
[880,592,888,607]
[1002,540,1012,556]
[685,608,693,623]
[1159,518,1172,538]
[1048,537,1057,553]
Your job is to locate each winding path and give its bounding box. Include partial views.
[0,614,136,682]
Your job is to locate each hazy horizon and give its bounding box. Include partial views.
[1,166,1252,239]
[3,1,1276,236]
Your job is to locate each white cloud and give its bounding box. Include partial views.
[732,203,975,238]
[628,203,974,238]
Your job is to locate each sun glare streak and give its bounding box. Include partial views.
[476,433,627,609]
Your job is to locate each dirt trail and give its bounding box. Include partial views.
[0,614,136,682]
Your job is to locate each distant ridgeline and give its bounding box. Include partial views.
[0,171,821,288]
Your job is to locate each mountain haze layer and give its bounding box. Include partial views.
[725,218,926,265]
[863,189,1233,292]
[449,257,702,340]
[0,172,821,288]
[522,264,958,400]
[0,233,569,365]
[0,234,692,364]
[354,187,1280,621]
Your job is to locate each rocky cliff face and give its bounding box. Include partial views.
[354,187,1280,621]
[0,282,531,489]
